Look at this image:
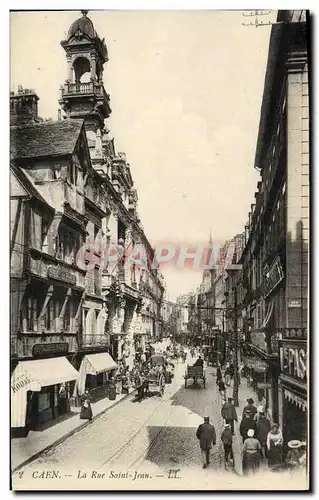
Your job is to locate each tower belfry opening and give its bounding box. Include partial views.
[58,10,111,133]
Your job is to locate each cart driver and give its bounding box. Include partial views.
[193,355,204,368]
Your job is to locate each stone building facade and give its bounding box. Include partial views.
[10,11,165,435]
[239,10,309,442]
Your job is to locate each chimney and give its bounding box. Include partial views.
[10,86,40,126]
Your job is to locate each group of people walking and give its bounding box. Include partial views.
[195,365,307,475]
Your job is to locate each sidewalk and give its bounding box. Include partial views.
[229,378,257,476]
[11,388,136,472]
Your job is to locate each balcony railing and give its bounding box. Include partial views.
[60,81,105,97]
[28,250,86,289]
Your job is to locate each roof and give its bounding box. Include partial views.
[10,162,53,208]
[67,13,98,41]
[10,119,84,160]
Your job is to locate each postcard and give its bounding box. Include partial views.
[10,9,309,491]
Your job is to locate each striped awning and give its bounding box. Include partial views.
[284,388,307,412]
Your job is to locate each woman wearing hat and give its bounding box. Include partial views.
[266,423,283,470]
[242,428,262,475]
[285,440,306,471]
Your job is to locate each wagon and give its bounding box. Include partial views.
[184,365,206,388]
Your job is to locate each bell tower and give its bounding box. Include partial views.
[59,10,111,133]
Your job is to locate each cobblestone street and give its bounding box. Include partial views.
[14,362,236,488]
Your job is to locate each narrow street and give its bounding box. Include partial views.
[15,360,237,489]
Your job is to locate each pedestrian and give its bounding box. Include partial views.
[224,367,231,387]
[218,378,226,398]
[266,423,283,471]
[196,416,216,469]
[285,440,305,472]
[221,423,234,466]
[221,397,238,435]
[240,411,257,443]
[255,410,271,459]
[242,428,262,475]
[80,398,93,422]
[216,365,222,383]
[81,388,91,404]
[242,398,257,419]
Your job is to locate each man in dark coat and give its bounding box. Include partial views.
[196,416,216,468]
[256,412,271,458]
[193,356,204,367]
[221,397,238,435]
[242,398,257,418]
[240,411,257,443]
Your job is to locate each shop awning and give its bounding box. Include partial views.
[76,353,118,396]
[83,353,118,375]
[11,356,79,394]
[284,388,307,412]
[11,357,79,428]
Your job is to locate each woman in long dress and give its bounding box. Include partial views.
[266,423,283,471]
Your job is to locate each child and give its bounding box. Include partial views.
[221,423,234,464]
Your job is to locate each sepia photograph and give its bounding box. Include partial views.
[9,8,310,491]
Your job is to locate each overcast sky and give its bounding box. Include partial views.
[10,10,277,300]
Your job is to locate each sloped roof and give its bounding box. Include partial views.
[67,14,98,40]
[10,119,84,160]
[10,162,53,209]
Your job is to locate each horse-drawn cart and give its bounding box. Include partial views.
[184,365,206,388]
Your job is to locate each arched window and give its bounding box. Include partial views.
[72,56,91,85]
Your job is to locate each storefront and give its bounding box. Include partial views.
[11,356,79,437]
[243,354,280,422]
[279,338,307,444]
[75,352,118,401]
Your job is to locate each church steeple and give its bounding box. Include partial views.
[58,10,111,133]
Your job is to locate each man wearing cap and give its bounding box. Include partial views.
[242,398,257,419]
[221,423,233,465]
[196,416,216,469]
[221,397,238,435]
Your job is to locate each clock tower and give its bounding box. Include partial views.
[59,10,111,134]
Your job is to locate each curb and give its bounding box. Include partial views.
[12,390,136,474]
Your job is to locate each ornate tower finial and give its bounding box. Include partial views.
[81,10,88,17]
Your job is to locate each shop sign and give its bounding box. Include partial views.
[47,266,76,285]
[288,300,301,308]
[263,256,284,298]
[11,375,32,393]
[32,342,69,357]
[257,382,272,389]
[250,330,267,352]
[280,343,307,382]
